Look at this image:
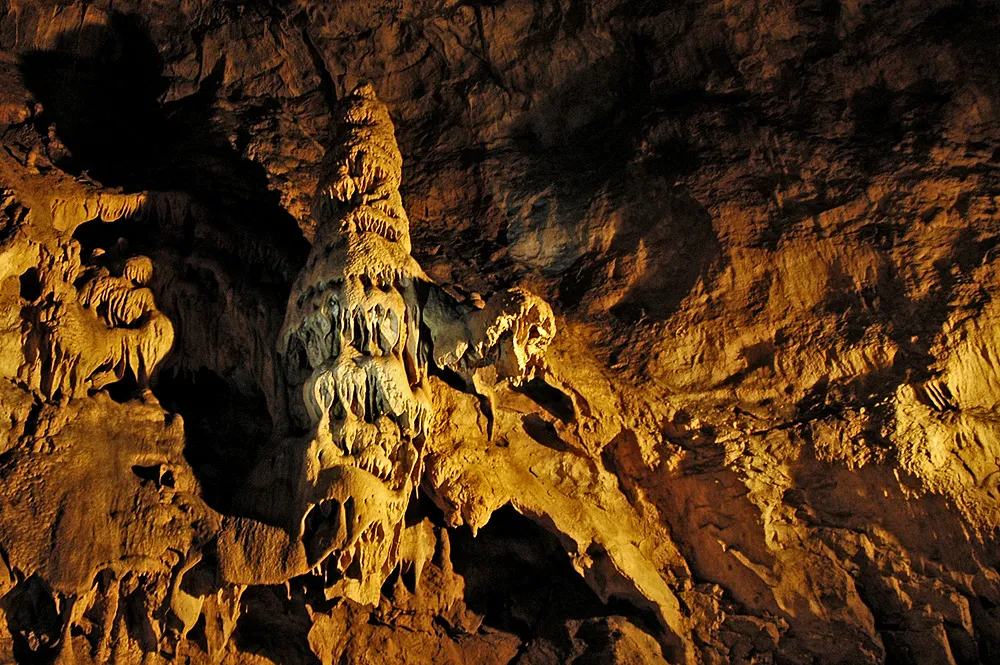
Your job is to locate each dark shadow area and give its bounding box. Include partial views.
[20,11,307,275]
[2,576,61,664]
[71,215,157,260]
[449,505,661,644]
[155,367,273,514]
[104,368,140,404]
[19,12,299,226]
[521,413,573,454]
[232,585,320,665]
[849,78,951,168]
[610,189,720,323]
[71,211,283,511]
[18,269,41,302]
[514,376,576,424]
[21,13,308,512]
[20,14,167,190]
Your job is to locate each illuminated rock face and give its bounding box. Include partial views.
[267,84,554,604]
[0,81,557,664]
[0,164,174,401]
[3,2,1000,665]
[0,141,216,664]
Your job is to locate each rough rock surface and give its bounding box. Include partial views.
[2,1,1000,664]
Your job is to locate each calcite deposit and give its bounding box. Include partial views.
[2,1,1000,664]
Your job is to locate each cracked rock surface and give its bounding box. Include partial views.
[2,1,1000,664]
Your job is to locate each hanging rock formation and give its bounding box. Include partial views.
[3,1,1000,664]
[261,83,555,605]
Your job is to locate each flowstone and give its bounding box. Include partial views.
[0,83,557,662]
[8,3,1000,663]
[241,83,556,604]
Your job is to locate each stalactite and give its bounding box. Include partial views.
[273,84,554,604]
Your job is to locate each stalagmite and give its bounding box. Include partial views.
[7,5,1000,663]
[271,84,555,604]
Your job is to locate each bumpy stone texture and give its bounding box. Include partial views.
[2,0,1000,664]
[264,82,554,607]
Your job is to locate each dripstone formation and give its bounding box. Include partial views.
[224,83,555,604]
[0,80,556,662]
[4,1,1000,664]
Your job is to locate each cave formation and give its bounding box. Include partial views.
[2,1,1000,664]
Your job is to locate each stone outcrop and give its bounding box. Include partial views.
[2,1,1000,664]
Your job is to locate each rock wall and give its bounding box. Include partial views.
[1,1,1000,664]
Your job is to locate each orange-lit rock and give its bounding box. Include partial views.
[2,1,1000,664]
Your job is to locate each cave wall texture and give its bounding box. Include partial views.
[1,0,1000,664]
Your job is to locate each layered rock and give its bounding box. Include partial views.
[264,83,554,604]
[2,1,1000,664]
